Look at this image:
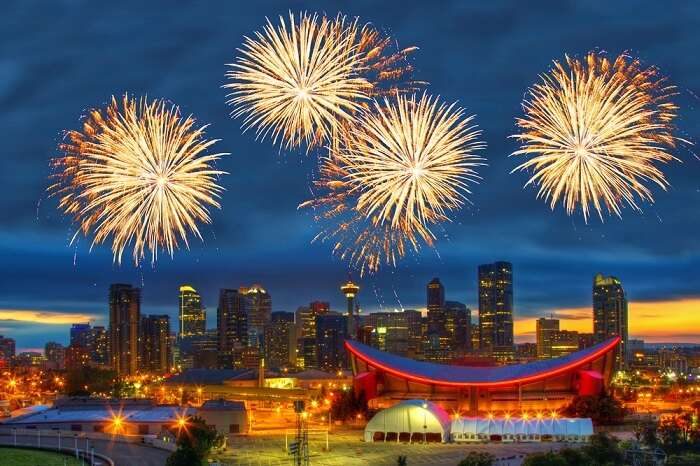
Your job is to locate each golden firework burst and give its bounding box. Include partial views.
[225,12,370,150]
[344,93,485,231]
[299,150,431,276]
[50,95,227,265]
[511,52,680,221]
[300,93,484,275]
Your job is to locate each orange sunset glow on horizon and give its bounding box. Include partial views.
[515,297,700,343]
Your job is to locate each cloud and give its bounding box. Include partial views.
[0,309,97,325]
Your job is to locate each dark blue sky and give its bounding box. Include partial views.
[1,1,699,350]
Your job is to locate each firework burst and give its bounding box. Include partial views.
[299,150,431,276]
[345,93,485,231]
[50,95,227,265]
[225,12,369,150]
[225,12,424,152]
[301,93,485,275]
[511,52,681,221]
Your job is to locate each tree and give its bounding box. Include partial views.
[659,415,687,452]
[66,367,117,396]
[330,389,368,421]
[561,391,625,425]
[634,421,659,448]
[581,432,625,465]
[522,452,568,466]
[166,416,224,466]
[166,447,201,466]
[558,447,591,466]
[457,451,495,466]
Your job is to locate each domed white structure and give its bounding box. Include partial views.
[363,399,451,443]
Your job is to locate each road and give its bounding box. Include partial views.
[0,432,170,466]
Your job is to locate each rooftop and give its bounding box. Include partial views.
[346,336,620,387]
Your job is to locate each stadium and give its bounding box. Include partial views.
[346,337,620,414]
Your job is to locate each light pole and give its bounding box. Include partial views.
[58,430,61,451]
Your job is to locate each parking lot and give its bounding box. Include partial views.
[211,429,578,466]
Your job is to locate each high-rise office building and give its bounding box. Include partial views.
[0,335,16,362]
[264,311,296,369]
[109,284,141,376]
[296,301,329,339]
[240,284,271,347]
[64,344,90,370]
[295,301,329,369]
[217,289,249,360]
[140,314,171,374]
[179,285,205,337]
[551,330,581,358]
[478,261,514,361]
[340,279,360,339]
[427,278,445,311]
[44,342,66,370]
[363,311,410,356]
[86,326,109,366]
[70,323,92,348]
[424,278,449,361]
[536,317,559,359]
[593,273,628,370]
[445,301,471,353]
[316,312,348,371]
[403,309,424,356]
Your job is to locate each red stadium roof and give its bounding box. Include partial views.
[345,336,620,388]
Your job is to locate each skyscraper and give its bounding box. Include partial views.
[593,273,628,370]
[295,301,329,339]
[444,301,471,353]
[86,326,109,366]
[478,261,514,361]
[240,284,271,348]
[427,278,445,312]
[109,284,141,376]
[316,312,348,371]
[44,342,66,370]
[340,278,360,339]
[179,285,205,337]
[140,314,171,374]
[70,323,92,348]
[424,278,449,361]
[263,311,296,370]
[217,289,249,358]
[0,335,15,362]
[536,317,559,359]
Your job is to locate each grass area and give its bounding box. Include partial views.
[0,447,82,466]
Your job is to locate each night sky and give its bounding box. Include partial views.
[2,1,699,351]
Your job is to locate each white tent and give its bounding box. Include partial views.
[451,417,593,443]
[363,400,452,443]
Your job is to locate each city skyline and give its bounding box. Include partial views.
[1,1,699,351]
[5,269,700,352]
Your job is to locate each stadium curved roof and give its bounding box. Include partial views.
[345,336,619,388]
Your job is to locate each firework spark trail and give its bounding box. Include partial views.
[344,93,485,233]
[225,12,370,151]
[49,95,227,265]
[226,12,425,152]
[511,52,682,221]
[300,93,485,275]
